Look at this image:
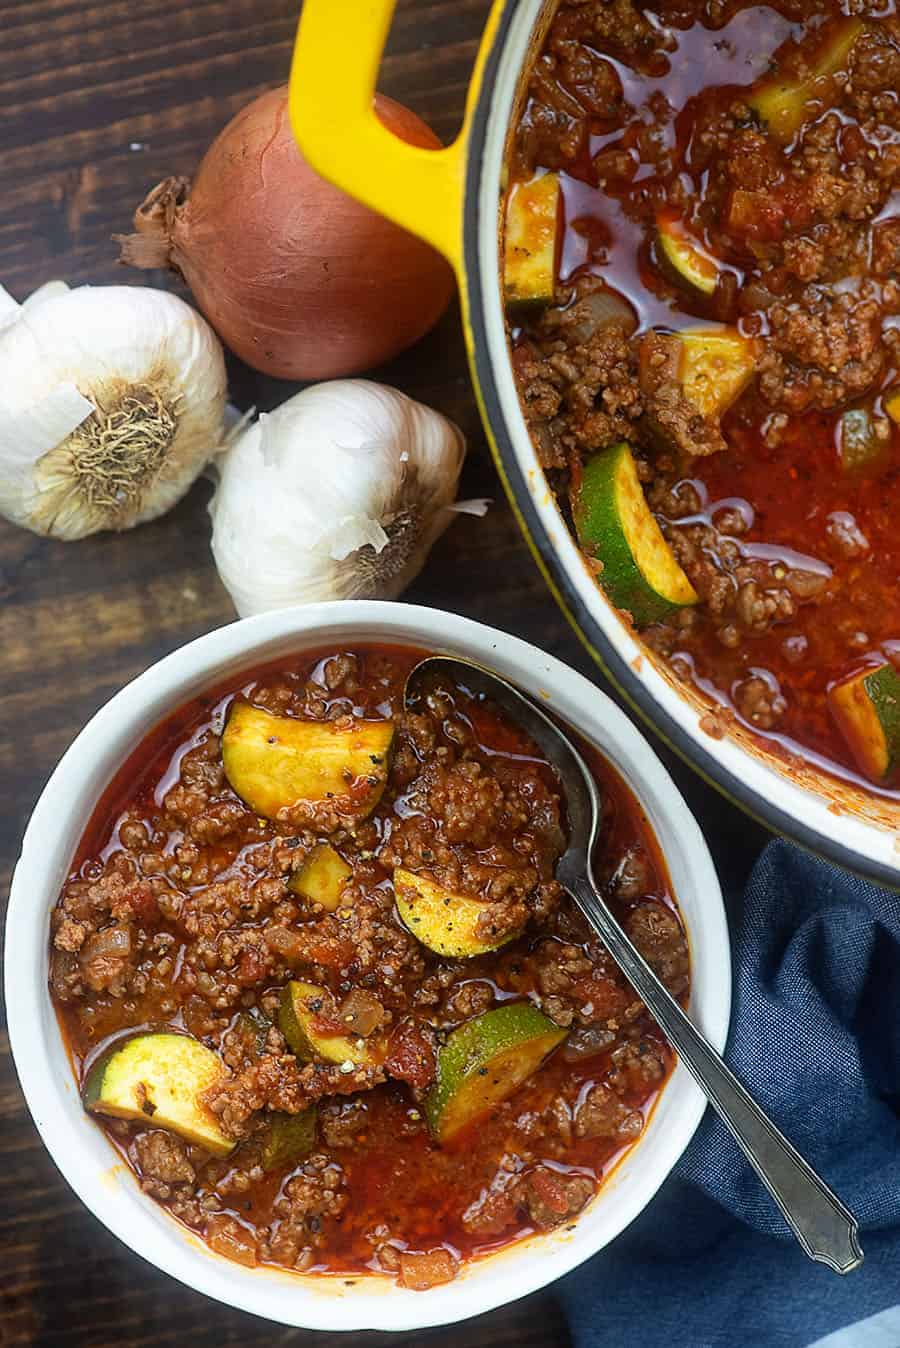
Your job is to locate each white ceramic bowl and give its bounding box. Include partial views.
[6,601,731,1331]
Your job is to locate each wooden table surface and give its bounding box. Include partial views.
[0,2,768,1343]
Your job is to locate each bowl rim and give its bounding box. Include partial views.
[462,0,900,888]
[6,601,730,1331]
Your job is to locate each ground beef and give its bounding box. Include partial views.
[757,284,886,412]
[609,1033,669,1096]
[515,69,588,174]
[513,312,644,464]
[461,1164,522,1236]
[221,1013,274,1072]
[520,1165,595,1231]
[624,901,690,999]
[556,41,624,119]
[50,859,177,1003]
[429,759,518,846]
[514,299,731,468]
[526,902,689,1029]
[573,1083,644,1141]
[511,2,634,178]
[733,672,788,731]
[379,703,565,943]
[873,220,900,278]
[561,1023,618,1061]
[528,937,636,1028]
[163,736,255,844]
[134,1131,196,1199]
[262,1156,348,1267]
[441,978,495,1021]
[651,509,828,651]
[204,1055,385,1140]
[609,845,653,899]
[850,23,900,101]
[319,1099,370,1148]
[825,511,871,560]
[638,332,726,456]
[555,0,668,67]
[321,653,359,691]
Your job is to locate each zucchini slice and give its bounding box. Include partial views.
[656,212,721,297]
[678,327,758,420]
[222,703,394,825]
[828,662,900,784]
[748,18,864,141]
[425,1003,566,1143]
[279,980,384,1067]
[261,1107,317,1171]
[394,868,521,958]
[504,173,561,308]
[838,408,890,477]
[82,1032,234,1156]
[289,844,352,912]
[574,442,698,625]
[233,1007,270,1058]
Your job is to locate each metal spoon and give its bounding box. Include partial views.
[405,655,863,1275]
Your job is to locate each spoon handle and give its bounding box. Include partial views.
[567,874,863,1275]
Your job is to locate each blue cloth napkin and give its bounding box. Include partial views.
[560,839,900,1348]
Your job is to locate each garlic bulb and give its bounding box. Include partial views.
[0,280,227,539]
[209,379,484,616]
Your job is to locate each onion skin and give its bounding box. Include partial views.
[118,87,455,380]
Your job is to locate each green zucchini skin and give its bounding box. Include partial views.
[82,1031,234,1156]
[504,173,561,308]
[829,662,900,783]
[425,1002,566,1143]
[838,408,890,478]
[279,981,383,1067]
[574,442,697,626]
[867,666,900,770]
[394,868,518,958]
[746,17,863,141]
[82,1053,114,1112]
[656,212,719,296]
[261,1108,317,1171]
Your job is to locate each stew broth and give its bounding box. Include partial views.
[50,645,687,1286]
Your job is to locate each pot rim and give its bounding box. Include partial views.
[461,0,900,888]
[6,600,730,1331]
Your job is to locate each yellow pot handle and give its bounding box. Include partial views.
[289,0,505,273]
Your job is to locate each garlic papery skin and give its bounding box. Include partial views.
[0,281,227,539]
[209,379,478,617]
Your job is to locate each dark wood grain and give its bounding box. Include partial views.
[0,2,767,1344]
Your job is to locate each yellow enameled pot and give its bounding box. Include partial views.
[288,0,900,886]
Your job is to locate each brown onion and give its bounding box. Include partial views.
[338,989,385,1038]
[117,86,454,380]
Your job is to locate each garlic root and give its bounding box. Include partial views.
[0,280,227,539]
